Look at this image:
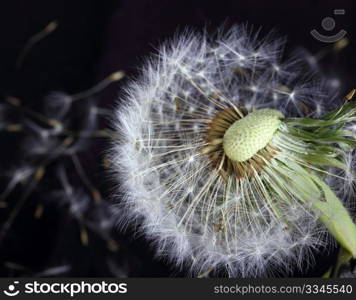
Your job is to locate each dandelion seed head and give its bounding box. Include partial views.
[112,25,354,277]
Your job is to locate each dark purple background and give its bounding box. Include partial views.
[0,0,355,277]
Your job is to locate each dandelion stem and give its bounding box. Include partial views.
[70,71,125,101]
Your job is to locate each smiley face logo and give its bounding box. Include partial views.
[311,9,347,43]
[3,282,20,297]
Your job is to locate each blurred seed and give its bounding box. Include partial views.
[107,239,119,252]
[103,157,111,169]
[334,38,349,52]
[34,204,44,219]
[6,124,23,132]
[80,227,89,246]
[92,189,102,203]
[345,89,356,101]
[6,97,21,106]
[109,71,125,81]
[35,167,45,181]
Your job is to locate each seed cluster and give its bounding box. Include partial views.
[113,26,355,277]
[203,107,281,180]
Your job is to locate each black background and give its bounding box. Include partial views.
[0,0,355,277]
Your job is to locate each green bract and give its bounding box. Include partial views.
[222,101,356,258]
[272,101,356,257]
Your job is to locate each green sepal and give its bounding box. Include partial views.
[310,174,356,258]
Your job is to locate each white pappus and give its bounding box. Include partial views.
[111,25,356,277]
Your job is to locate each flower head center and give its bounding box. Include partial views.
[203,107,282,179]
[223,109,284,162]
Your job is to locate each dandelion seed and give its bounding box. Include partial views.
[112,25,356,277]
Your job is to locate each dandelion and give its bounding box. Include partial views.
[0,16,125,275]
[112,26,356,277]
